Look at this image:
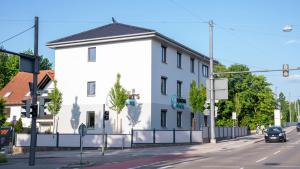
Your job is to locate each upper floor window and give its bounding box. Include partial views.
[88,47,96,62]
[87,111,95,128]
[177,81,182,98]
[161,45,167,63]
[161,76,167,95]
[87,81,96,96]
[190,58,195,73]
[202,65,209,77]
[177,52,182,68]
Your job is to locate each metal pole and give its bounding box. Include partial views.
[102,104,105,156]
[209,20,216,143]
[297,101,299,122]
[289,93,292,123]
[29,16,39,166]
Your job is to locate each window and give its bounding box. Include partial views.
[190,58,195,73]
[202,65,209,77]
[161,77,167,95]
[87,111,95,128]
[191,112,195,128]
[4,92,12,98]
[177,111,182,128]
[177,81,182,97]
[177,52,182,68]
[161,109,167,127]
[87,81,96,96]
[161,45,167,63]
[88,47,96,62]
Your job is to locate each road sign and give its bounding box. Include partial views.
[206,78,228,101]
[19,57,34,73]
[232,112,237,120]
[78,123,87,136]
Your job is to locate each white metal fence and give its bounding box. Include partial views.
[15,127,249,148]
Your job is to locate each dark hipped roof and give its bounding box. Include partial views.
[48,23,154,44]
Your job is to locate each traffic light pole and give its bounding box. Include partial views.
[29,16,39,166]
[102,104,105,156]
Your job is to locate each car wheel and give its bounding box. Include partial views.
[265,140,268,143]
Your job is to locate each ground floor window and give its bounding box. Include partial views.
[161,109,167,127]
[87,111,95,128]
[177,111,182,128]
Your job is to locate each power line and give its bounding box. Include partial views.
[0,25,34,45]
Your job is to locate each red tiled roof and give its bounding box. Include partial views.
[0,70,54,106]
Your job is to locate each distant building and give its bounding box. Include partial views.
[47,22,210,134]
[0,70,55,132]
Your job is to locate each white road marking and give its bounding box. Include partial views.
[273,150,280,155]
[158,166,173,169]
[255,156,268,163]
[200,166,240,168]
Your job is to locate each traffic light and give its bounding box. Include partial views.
[104,111,109,121]
[283,64,289,77]
[21,100,31,118]
[39,97,46,118]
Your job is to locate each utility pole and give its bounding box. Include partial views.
[209,20,216,143]
[297,101,299,122]
[289,93,292,124]
[29,16,39,166]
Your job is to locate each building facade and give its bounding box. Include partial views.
[47,22,210,134]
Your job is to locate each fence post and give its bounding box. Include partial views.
[153,128,156,144]
[223,127,225,138]
[131,128,133,148]
[56,132,59,148]
[173,128,175,144]
[208,127,210,142]
[190,129,192,143]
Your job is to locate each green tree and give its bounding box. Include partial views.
[23,49,53,70]
[189,80,206,113]
[0,97,6,126]
[48,80,63,133]
[0,51,19,89]
[109,73,129,133]
[14,118,23,133]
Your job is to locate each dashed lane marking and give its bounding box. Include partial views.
[273,150,280,155]
[255,156,268,163]
[158,166,173,169]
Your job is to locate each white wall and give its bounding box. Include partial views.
[6,106,31,127]
[55,39,152,134]
[150,39,208,130]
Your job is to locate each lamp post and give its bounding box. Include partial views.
[209,20,216,143]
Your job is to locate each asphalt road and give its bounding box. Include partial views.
[142,128,300,169]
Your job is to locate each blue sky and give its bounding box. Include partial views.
[1,0,300,100]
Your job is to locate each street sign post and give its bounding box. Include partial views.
[78,123,87,164]
[206,78,228,101]
[232,112,236,139]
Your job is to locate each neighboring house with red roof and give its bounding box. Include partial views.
[0,70,55,132]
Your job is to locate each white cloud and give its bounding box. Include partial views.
[287,74,300,83]
[285,39,300,45]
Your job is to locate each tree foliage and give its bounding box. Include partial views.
[15,118,23,133]
[189,80,206,113]
[0,97,6,126]
[48,80,63,116]
[215,64,275,129]
[109,73,129,133]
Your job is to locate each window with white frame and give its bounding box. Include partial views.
[190,58,195,73]
[87,111,95,128]
[177,52,182,68]
[177,111,182,128]
[161,45,167,63]
[88,47,96,62]
[177,81,182,97]
[202,65,209,77]
[161,76,167,95]
[161,109,167,127]
[87,81,96,96]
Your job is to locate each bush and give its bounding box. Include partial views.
[0,153,7,163]
[2,122,13,127]
[14,118,23,133]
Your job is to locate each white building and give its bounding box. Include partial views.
[47,22,210,134]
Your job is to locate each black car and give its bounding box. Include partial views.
[265,126,286,143]
[297,122,300,132]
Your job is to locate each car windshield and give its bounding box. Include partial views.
[268,127,282,132]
